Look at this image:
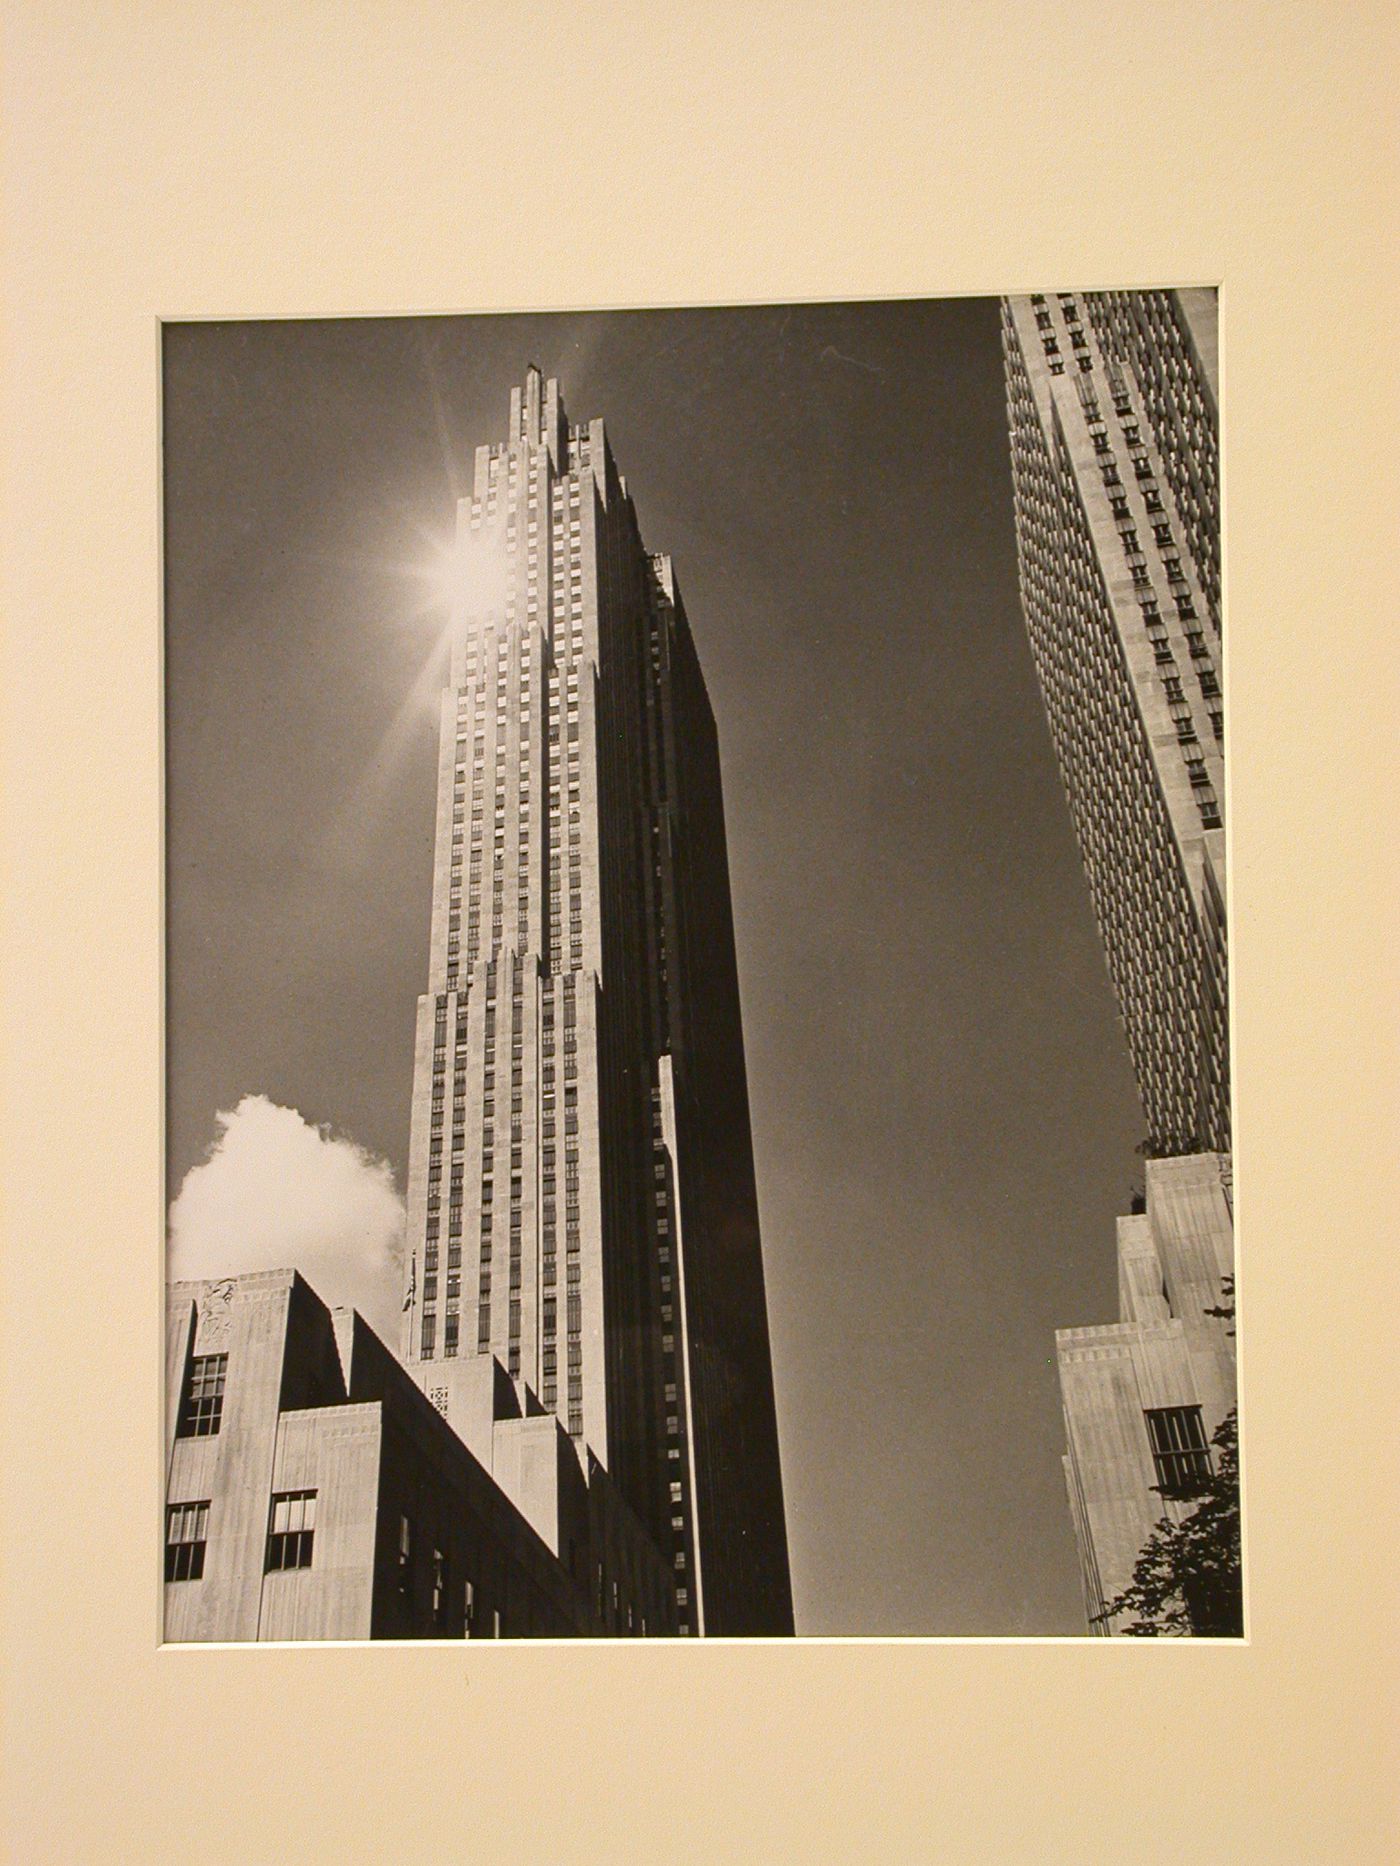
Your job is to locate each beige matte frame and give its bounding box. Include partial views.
[4,2,1396,1861]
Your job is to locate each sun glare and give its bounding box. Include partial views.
[418,524,511,627]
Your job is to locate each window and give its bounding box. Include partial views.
[177,1352,227,1438]
[1144,1406,1213,1499]
[266,1490,317,1571]
[165,1500,209,1581]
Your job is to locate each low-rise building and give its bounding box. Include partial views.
[1056,1152,1236,1633]
[164,1268,677,1641]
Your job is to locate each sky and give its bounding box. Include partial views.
[163,299,1146,1637]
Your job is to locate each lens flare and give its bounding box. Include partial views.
[419,524,511,627]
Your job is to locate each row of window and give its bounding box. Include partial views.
[1006,321,1229,1151]
[443,630,587,974]
[164,1489,317,1582]
[168,1490,512,1636]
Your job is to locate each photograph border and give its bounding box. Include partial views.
[157,285,1234,1653]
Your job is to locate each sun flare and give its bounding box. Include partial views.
[420,522,511,626]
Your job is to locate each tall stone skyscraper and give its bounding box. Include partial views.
[1003,291,1236,1632]
[1001,291,1228,1156]
[398,368,793,1636]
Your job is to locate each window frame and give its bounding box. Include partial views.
[265,1489,318,1573]
[165,1499,210,1582]
[1144,1405,1213,1500]
[176,1351,228,1439]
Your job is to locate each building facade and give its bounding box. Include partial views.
[1003,290,1237,1632]
[1002,290,1228,1157]
[398,369,793,1636]
[164,1270,677,1640]
[1057,1153,1236,1633]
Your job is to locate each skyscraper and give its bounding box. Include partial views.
[398,368,793,1636]
[1003,291,1237,1632]
[1001,290,1228,1156]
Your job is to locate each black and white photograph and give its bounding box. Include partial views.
[162,292,1237,1641]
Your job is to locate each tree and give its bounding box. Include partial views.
[1095,1276,1241,1637]
[1204,1273,1236,1332]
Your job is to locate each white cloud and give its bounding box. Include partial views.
[168,1095,404,1340]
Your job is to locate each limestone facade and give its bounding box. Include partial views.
[164,1269,676,1640]
[1057,1153,1236,1633]
[1002,290,1228,1156]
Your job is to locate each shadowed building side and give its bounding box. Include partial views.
[650,574,792,1634]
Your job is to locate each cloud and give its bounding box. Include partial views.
[168,1095,405,1340]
